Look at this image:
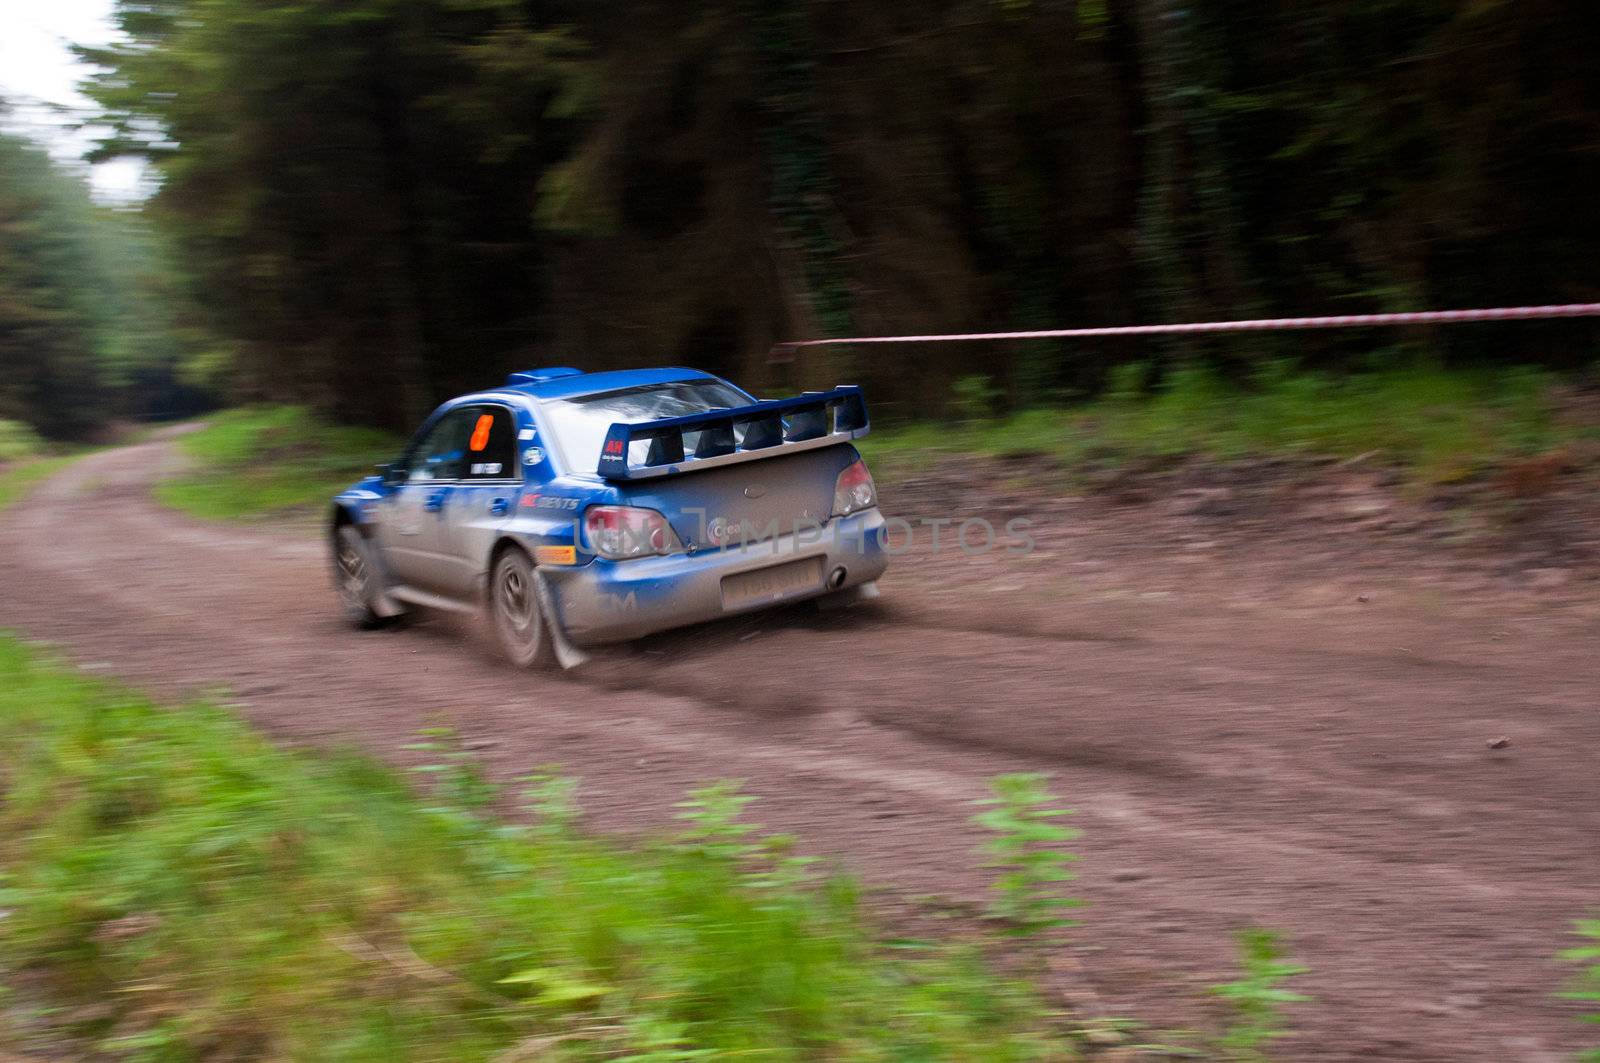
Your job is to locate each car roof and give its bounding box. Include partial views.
[486,366,720,403]
[418,368,740,476]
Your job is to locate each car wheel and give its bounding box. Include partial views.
[333,524,388,629]
[489,547,556,669]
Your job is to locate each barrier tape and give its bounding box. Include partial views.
[769,303,1600,362]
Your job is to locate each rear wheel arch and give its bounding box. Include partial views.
[484,536,530,601]
[485,540,555,668]
[489,534,530,568]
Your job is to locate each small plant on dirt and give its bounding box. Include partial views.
[406,726,499,814]
[973,772,1080,937]
[1210,927,1311,1060]
[1561,918,1600,1062]
[674,780,819,890]
[675,779,761,861]
[520,767,580,837]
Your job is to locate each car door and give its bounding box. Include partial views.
[376,408,471,593]
[435,404,522,599]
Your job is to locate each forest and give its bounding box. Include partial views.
[3,0,1598,438]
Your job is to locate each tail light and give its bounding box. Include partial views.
[584,505,681,560]
[832,458,877,517]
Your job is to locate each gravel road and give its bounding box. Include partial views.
[3,432,1596,1060]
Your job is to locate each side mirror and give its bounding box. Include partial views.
[378,462,406,486]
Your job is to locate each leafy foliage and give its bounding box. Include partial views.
[0,134,113,440]
[973,773,1081,937]
[861,364,1569,486]
[1563,918,1600,1062]
[674,781,820,893]
[751,0,854,340]
[0,420,44,464]
[0,637,1072,1060]
[1209,928,1311,1060]
[52,0,1597,429]
[0,129,213,440]
[674,780,762,862]
[0,453,89,513]
[77,0,587,428]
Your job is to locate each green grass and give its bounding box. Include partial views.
[154,406,400,519]
[0,636,1074,1061]
[0,417,109,512]
[0,419,70,511]
[860,364,1572,486]
[0,454,85,512]
[0,419,46,464]
[1563,919,1600,1063]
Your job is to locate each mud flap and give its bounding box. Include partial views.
[373,591,406,619]
[534,569,589,670]
[370,545,405,618]
[349,525,405,619]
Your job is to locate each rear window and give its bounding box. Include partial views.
[540,381,750,472]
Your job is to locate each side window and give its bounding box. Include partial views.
[407,411,471,483]
[463,406,517,480]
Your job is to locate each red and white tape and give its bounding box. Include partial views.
[771,302,1600,360]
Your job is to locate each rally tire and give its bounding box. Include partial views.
[488,547,557,669]
[333,524,388,629]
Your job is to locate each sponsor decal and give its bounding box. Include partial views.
[518,427,536,441]
[522,447,544,466]
[703,515,776,547]
[603,439,625,456]
[521,494,579,512]
[470,462,503,476]
[535,545,577,566]
[598,590,638,613]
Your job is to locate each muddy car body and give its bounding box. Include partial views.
[330,367,887,666]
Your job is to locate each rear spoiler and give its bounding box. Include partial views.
[596,385,869,481]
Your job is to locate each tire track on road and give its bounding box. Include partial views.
[3,436,1597,1061]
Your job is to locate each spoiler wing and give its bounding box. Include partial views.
[596,386,869,481]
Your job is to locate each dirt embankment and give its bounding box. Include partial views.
[2,435,1597,1061]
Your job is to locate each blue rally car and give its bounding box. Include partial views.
[330,367,888,667]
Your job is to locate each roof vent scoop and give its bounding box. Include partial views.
[508,367,584,386]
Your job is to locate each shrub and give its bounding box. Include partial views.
[952,374,1004,422]
[1210,928,1311,1060]
[0,637,1068,1060]
[0,419,45,464]
[973,773,1081,937]
[1562,918,1600,1063]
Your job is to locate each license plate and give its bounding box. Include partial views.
[720,556,824,610]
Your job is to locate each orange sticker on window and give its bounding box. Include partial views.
[469,413,494,452]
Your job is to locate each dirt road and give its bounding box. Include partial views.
[3,433,1597,1060]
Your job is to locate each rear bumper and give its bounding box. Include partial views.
[544,509,888,645]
